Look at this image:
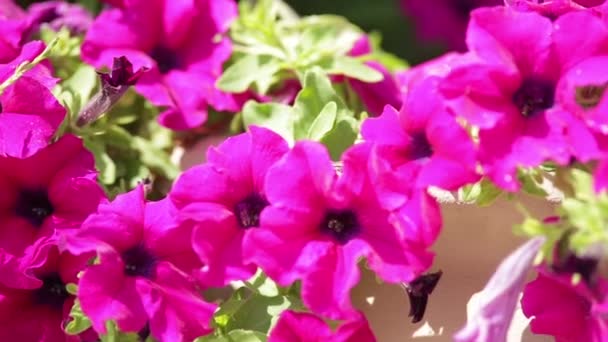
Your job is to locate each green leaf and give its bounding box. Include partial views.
[131,137,179,180]
[99,321,140,342]
[60,64,98,114]
[84,138,116,185]
[319,116,358,161]
[307,101,337,141]
[242,101,295,144]
[65,300,92,335]
[217,54,281,94]
[293,68,347,139]
[197,330,267,342]
[319,56,383,83]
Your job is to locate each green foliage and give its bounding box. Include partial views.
[197,330,267,342]
[99,321,155,342]
[65,299,93,335]
[560,169,608,254]
[209,271,304,338]
[242,69,358,160]
[458,178,503,206]
[218,0,391,96]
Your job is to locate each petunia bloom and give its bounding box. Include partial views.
[0,135,104,279]
[244,142,436,319]
[440,7,577,191]
[506,0,606,18]
[170,126,289,286]
[400,0,502,51]
[0,0,31,64]
[362,76,479,192]
[522,268,608,341]
[0,238,92,342]
[64,186,216,341]
[27,1,93,35]
[268,310,376,342]
[346,36,403,117]
[82,0,241,130]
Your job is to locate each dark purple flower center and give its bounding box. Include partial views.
[320,209,360,244]
[552,254,598,285]
[404,271,443,323]
[15,189,54,227]
[453,0,477,18]
[409,132,433,160]
[234,194,268,229]
[149,46,181,74]
[512,78,555,117]
[122,245,157,279]
[34,273,68,309]
[138,323,151,341]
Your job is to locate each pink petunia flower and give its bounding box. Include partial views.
[522,267,608,341]
[0,0,31,64]
[244,142,436,319]
[400,0,503,51]
[64,186,216,341]
[27,0,93,35]
[81,0,241,130]
[0,73,64,158]
[506,0,606,18]
[0,135,104,274]
[440,7,579,191]
[0,238,92,341]
[362,76,479,192]
[268,310,376,342]
[346,36,403,117]
[170,126,289,286]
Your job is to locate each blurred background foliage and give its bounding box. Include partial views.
[16,0,448,64]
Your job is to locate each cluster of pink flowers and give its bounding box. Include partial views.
[3,0,608,341]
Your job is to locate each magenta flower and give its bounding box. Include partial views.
[0,135,103,272]
[346,36,403,116]
[0,1,31,64]
[64,186,216,341]
[170,126,289,286]
[0,73,65,158]
[27,1,93,35]
[506,0,606,18]
[440,7,577,191]
[522,269,608,341]
[268,310,376,342]
[362,76,479,191]
[244,142,436,319]
[400,0,502,51]
[82,0,241,130]
[0,238,92,342]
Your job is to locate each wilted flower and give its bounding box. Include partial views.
[82,0,241,130]
[77,56,148,126]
